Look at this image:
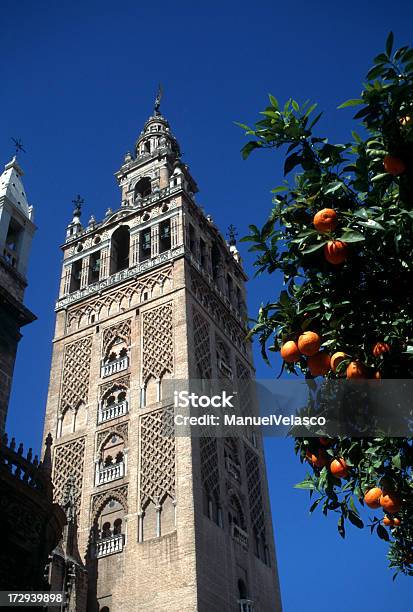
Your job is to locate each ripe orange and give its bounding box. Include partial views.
[364,487,383,509]
[330,351,347,373]
[297,331,322,356]
[346,361,367,379]
[380,493,401,514]
[330,457,348,478]
[313,208,338,233]
[307,351,331,376]
[280,341,301,363]
[324,240,348,265]
[306,449,329,468]
[383,516,393,526]
[383,155,406,176]
[372,342,390,357]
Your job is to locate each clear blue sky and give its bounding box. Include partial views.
[2,1,413,609]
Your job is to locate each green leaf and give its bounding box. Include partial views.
[348,511,364,529]
[377,524,390,541]
[366,65,386,80]
[357,220,385,230]
[392,454,402,469]
[338,99,363,109]
[324,181,344,195]
[241,141,261,160]
[294,479,317,490]
[269,94,278,109]
[301,241,325,255]
[339,230,365,243]
[292,99,299,112]
[338,515,345,539]
[284,153,302,176]
[386,31,394,57]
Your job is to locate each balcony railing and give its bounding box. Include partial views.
[101,356,129,378]
[96,461,124,485]
[232,524,248,549]
[238,599,254,612]
[225,457,241,481]
[98,400,128,424]
[95,533,124,558]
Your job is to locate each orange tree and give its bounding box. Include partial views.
[239,33,413,576]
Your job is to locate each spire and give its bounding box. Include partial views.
[66,195,84,239]
[0,156,34,221]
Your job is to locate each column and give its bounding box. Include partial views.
[170,215,179,248]
[61,263,72,296]
[99,246,110,280]
[159,164,169,189]
[129,233,140,267]
[80,255,90,289]
[151,224,159,258]
[155,503,161,537]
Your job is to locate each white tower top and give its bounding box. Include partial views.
[0,156,34,221]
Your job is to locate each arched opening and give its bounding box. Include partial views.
[70,259,82,292]
[110,226,130,274]
[94,498,125,558]
[159,219,171,253]
[96,434,126,485]
[238,579,248,600]
[211,243,221,281]
[134,176,152,199]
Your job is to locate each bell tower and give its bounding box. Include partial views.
[0,156,36,434]
[42,100,282,611]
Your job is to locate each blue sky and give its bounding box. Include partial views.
[2,1,413,609]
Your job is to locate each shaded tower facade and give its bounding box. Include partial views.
[43,107,281,611]
[0,156,36,434]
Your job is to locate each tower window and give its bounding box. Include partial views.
[70,259,82,292]
[211,244,220,281]
[140,229,151,261]
[159,219,171,253]
[3,217,23,267]
[200,238,206,268]
[188,224,196,255]
[110,226,130,274]
[89,250,101,283]
[135,176,152,199]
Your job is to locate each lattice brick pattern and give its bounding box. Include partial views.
[237,359,253,417]
[142,302,173,383]
[193,309,212,379]
[67,266,173,331]
[60,336,92,414]
[139,407,175,507]
[102,318,132,355]
[200,435,220,499]
[244,446,265,535]
[53,437,86,518]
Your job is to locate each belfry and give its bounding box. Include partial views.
[42,98,282,611]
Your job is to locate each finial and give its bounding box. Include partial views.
[11,137,26,157]
[154,84,163,115]
[42,432,53,474]
[227,224,238,246]
[72,194,84,219]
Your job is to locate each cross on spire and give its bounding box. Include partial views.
[72,194,84,217]
[227,224,238,246]
[11,137,26,157]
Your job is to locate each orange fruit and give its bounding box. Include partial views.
[383,155,406,176]
[280,340,301,363]
[372,342,390,357]
[330,457,348,478]
[383,516,393,526]
[364,487,383,509]
[307,351,331,376]
[380,493,401,514]
[313,208,338,233]
[306,449,328,468]
[324,240,348,265]
[330,351,347,373]
[297,331,322,356]
[346,361,367,379]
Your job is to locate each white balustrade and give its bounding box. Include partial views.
[232,523,249,549]
[238,599,254,612]
[96,461,124,485]
[101,356,129,378]
[98,400,128,424]
[95,533,124,558]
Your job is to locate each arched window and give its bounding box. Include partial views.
[134,176,152,199]
[238,579,248,600]
[211,243,221,281]
[102,522,111,538]
[110,226,130,274]
[113,518,122,535]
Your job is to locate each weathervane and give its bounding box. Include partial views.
[227,224,238,246]
[154,83,163,115]
[72,194,84,218]
[11,137,26,157]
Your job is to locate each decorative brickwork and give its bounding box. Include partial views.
[99,374,130,399]
[142,303,173,384]
[53,437,86,518]
[139,407,175,507]
[91,485,128,522]
[245,446,265,536]
[193,309,211,378]
[60,337,92,414]
[96,422,129,452]
[102,318,131,355]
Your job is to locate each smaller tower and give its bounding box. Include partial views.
[0,156,36,434]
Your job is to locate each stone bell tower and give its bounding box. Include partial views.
[0,156,36,434]
[42,99,282,611]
